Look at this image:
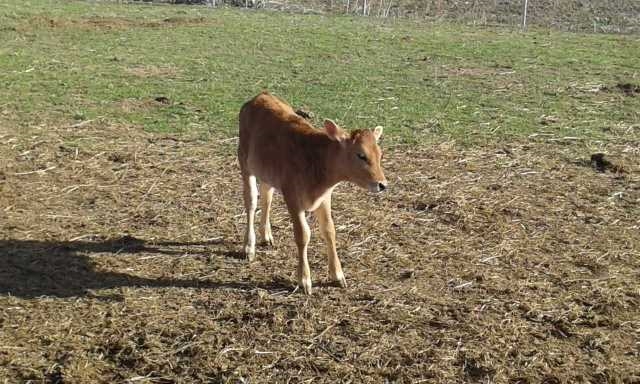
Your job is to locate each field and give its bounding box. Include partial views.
[205,0,640,34]
[1,1,640,383]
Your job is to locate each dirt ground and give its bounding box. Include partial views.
[1,121,639,383]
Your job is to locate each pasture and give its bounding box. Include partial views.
[1,1,639,382]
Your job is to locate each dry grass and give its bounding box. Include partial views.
[125,66,182,79]
[19,15,211,32]
[1,122,639,383]
[258,0,640,33]
[114,96,180,113]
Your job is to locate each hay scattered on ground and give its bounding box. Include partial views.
[125,66,182,79]
[18,15,212,32]
[1,122,638,383]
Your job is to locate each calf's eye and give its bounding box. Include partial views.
[356,153,367,162]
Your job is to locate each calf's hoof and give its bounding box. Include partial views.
[243,246,256,262]
[331,271,347,288]
[260,237,274,247]
[299,277,313,295]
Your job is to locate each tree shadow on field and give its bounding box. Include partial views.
[0,236,290,299]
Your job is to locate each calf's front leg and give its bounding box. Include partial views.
[290,210,312,294]
[314,196,346,288]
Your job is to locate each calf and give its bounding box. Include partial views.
[237,92,387,294]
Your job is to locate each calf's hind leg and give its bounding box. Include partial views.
[242,173,258,261]
[259,182,275,246]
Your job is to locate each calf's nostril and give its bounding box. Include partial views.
[378,182,387,191]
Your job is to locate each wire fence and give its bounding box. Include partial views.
[130,0,640,33]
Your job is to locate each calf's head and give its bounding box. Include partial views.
[324,119,387,193]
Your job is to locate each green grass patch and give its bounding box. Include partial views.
[1,0,638,144]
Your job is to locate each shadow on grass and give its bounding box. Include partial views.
[0,236,291,299]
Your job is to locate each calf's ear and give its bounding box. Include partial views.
[373,126,383,142]
[324,119,345,141]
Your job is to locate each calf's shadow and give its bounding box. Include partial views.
[0,236,289,299]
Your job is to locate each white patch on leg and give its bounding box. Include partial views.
[248,175,258,208]
[243,175,258,261]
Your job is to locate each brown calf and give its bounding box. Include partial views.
[237,92,387,294]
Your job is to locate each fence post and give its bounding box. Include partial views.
[522,0,528,30]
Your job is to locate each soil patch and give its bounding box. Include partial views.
[1,123,638,382]
[602,82,640,97]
